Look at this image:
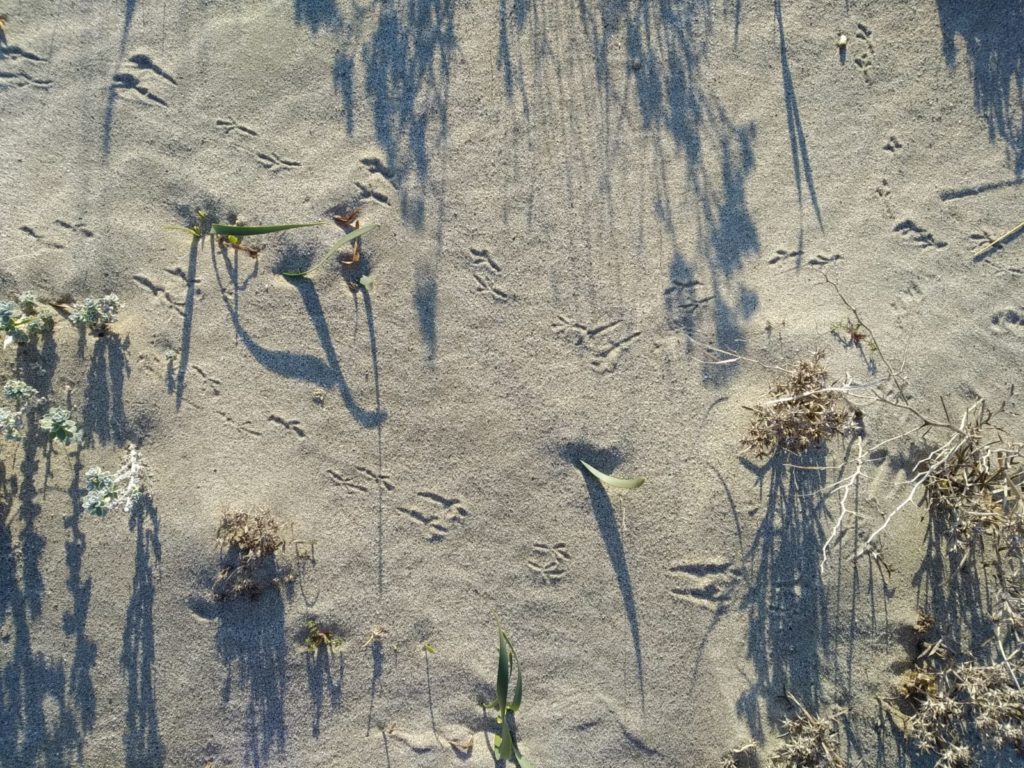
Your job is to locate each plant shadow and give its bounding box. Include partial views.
[217,591,287,768]
[738,451,829,741]
[212,240,385,429]
[82,334,130,446]
[121,494,165,767]
[557,441,645,710]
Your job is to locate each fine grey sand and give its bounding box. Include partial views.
[2,1,1024,766]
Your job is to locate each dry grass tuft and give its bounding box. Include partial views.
[768,697,846,768]
[743,353,852,458]
[216,509,285,562]
[214,509,290,599]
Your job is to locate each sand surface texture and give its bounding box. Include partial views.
[2,1,1024,766]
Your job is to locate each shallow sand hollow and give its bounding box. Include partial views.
[1,1,1023,766]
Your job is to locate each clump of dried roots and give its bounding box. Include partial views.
[743,353,852,458]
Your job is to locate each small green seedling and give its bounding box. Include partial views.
[40,407,81,446]
[68,294,121,335]
[304,619,344,655]
[484,627,534,768]
[580,460,645,490]
[0,293,54,348]
[282,224,378,278]
[422,641,437,654]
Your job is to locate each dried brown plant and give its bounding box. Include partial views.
[768,697,846,768]
[213,509,290,599]
[743,353,852,458]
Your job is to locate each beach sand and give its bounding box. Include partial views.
[1,1,1023,766]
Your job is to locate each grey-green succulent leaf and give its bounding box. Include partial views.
[580,460,645,490]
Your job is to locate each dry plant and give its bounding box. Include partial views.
[767,697,846,768]
[742,352,853,458]
[214,509,291,599]
[887,655,1024,765]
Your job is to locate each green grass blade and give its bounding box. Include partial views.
[495,628,510,710]
[211,221,325,237]
[498,719,513,760]
[281,224,378,278]
[507,635,523,713]
[580,460,645,490]
[513,742,534,768]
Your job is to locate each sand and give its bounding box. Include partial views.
[1,0,1023,766]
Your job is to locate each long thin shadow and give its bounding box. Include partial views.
[293,0,341,32]
[83,335,129,445]
[121,496,164,767]
[217,592,287,768]
[174,237,200,410]
[101,1,137,159]
[366,638,384,735]
[740,452,828,739]
[0,350,80,765]
[936,0,1024,175]
[558,442,645,709]
[305,648,342,737]
[413,262,437,362]
[211,249,385,429]
[776,0,822,238]
[65,454,96,743]
[361,288,387,594]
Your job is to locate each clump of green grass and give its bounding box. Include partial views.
[483,627,534,768]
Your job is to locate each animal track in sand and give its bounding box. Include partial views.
[0,41,50,91]
[664,279,712,326]
[397,491,471,542]
[853,22,875,83]
[467,247,512,301]
[0,70,51,89]
[527,542,570,584]
[215,117,257,137]
[133,274,198,317]
[327,465,395,494]
[991,308,1024,335]
[876,178,894,218]
[883,135,902,153]
[768,249,843,268]
[267,414,305,438]
[256,151,301,172]
[216,409,262,436]
[112,54,176,106]
[360,156,395,181]
[20,219,93,249]
[894,219,947,250]
[354,180,390,206]
[668,558,741,611]
[469,247,501,274]
[552,315,641,374]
